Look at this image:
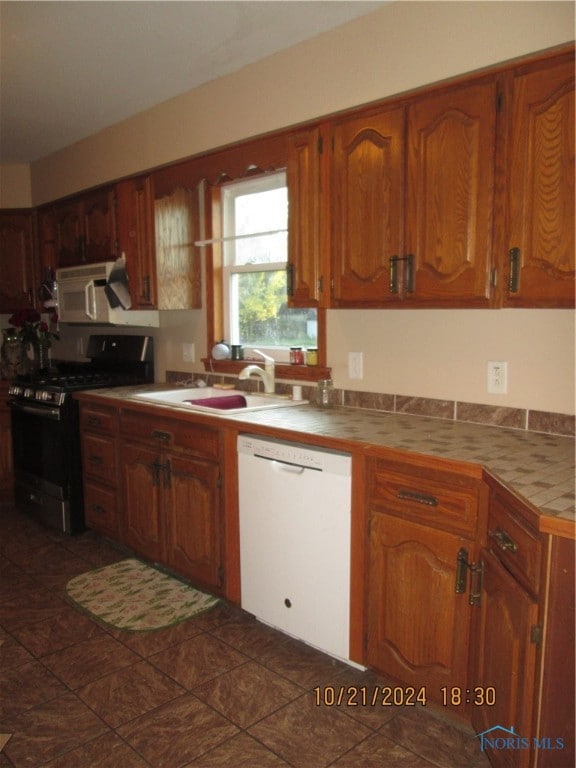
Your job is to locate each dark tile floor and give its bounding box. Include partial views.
[0,503,491,768]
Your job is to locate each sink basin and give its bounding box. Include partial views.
[132,387,308,415]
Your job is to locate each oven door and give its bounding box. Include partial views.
[9,399,84,533]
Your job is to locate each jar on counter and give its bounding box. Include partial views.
[305,347,318,366]
[290,347,304,365]
[317,378,334,408]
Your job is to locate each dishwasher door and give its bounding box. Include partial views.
[238,434,352,662]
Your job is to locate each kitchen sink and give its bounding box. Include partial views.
[132,387,308,415]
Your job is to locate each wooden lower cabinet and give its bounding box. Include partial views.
[0,383,14,498]
[365,457,481,710]
[367,512,476,706]
[80,403,120,538]
[472,548,539,768]
[121,441,163,562]
[119,411,224,593]
[470,483,575,768]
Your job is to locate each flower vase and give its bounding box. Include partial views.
[30,341,51,374]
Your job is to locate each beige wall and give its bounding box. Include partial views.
[0,165,32,208]
[27,1,574,204]
[1,2,574,414]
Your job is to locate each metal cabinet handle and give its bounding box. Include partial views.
[87,416,102,427]
[389,256,400,294]
[88,455,103,465]
[404,254,415,294]
[151,430,171,442]
[397,489,439,507]
[286,263,295,296]
[90,504,106,515]
[508,247,520,293]
[489,527,518,553]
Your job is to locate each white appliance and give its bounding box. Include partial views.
[238,434,353,662]
[56,261,159,326]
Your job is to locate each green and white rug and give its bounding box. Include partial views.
[66,558,219,632]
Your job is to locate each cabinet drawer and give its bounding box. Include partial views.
[84,481,118,536]
[120,410,219,460]
[82,433,117,486]
[369,461,478,538]
[488,489,542,595]
[80,404,119,435]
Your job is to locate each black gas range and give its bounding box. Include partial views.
[8,335,154,534]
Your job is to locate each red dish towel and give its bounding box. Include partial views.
[184,395,247,410]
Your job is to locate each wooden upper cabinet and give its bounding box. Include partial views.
[0,211,35,312]
[154,184,201,310]
[115,175,156,308]
[52,186,117,267]
[404,80,497,306]
[331,106,405,307]
[116,174,202,310]
[287,125,325,308]
[504,52,575,307]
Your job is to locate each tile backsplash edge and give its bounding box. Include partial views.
[165,371,575,438]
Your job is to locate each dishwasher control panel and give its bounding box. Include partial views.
[237,434,351,474]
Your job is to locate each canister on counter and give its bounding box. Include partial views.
[317,378,334,408]
[230,345,244,360]
[290,347,304,365]
[305,347,318,366]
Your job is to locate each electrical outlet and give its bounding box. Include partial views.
[487,361,508,394]
[349,351,363,380]
[182,343,195,363]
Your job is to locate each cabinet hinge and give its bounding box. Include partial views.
[530,624,542,645]
[218,564,225,586]
[318,135,323,154]
[217,473,223,489]
[496,91,504,112]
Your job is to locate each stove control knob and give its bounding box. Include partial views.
[24,388,34,399]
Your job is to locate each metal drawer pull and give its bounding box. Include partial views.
[87,416,102,427]
[88,455,103,465]
[489,528,518,553]
[152,430,171,442]
[397,489,439,507]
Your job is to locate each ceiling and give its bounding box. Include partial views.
[0,0,387,165]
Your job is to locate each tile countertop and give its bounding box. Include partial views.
[83,386,576,531]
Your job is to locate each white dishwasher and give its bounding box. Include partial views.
[238,434,352,662]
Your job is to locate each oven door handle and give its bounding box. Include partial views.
[9,401,62,421]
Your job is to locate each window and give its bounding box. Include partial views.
[221,171,317,362]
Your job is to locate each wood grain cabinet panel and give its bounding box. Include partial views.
[404,80,496,306]
[331,106,405,307]
[504,52,575,307]
[0,211,35,312]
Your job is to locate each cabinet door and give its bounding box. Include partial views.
[405,80,496,306]
[121,441,163,562]
[82,187,116,264]
[53,200,83,266]
[164,454,222,590]
[472,549,539,768]
[331,106,405,306]
[287,125,325,307]
[367,513,474,706]
[154,185,201,309]
[116,176,157,308]
[505,54,575,307]
[0,212,35,312]
[0,392,13,495]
